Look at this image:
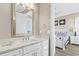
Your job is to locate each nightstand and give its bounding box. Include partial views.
[70,36,79,45]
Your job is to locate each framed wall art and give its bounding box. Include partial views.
[55,20,58,26]
[59,19,65,25]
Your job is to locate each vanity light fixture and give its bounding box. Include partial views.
[16,3,34,10]
[24,3,34,10]
[16,3,34,14]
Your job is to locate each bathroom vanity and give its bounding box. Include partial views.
[0,4,50,56]
[0,36,49,56]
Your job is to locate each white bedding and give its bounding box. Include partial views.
[55,29,69,50]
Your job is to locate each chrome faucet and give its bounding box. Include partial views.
[24,31,30,40]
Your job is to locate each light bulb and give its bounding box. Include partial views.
[13,16,15,20]
[16,3,20,5]
[40,30,42,34]
[47,30,50,34]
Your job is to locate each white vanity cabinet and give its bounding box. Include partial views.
[0,39,49,56]
[22,40,49,56]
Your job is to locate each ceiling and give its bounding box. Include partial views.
[55,3,79,17]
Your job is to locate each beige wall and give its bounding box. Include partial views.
[39,3,50,35]
[0,3,50,38]
[0,3,11,38]
[33,3,50,36]
[32,4,39,35]
[55,13,79,36]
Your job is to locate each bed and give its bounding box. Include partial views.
[55,29,69,50]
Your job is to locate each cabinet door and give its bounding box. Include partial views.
[33,48,41,56]
[0,49,22,56]
[23,43,41,55]
[23,52,33,56]
[24,51,37,56]
[42,40,49,56]
[23,48,41,56]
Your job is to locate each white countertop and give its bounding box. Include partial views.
[0,36,49,54]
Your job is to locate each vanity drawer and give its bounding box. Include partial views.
[0,49,22,56]
[23,48,41,56]
[23,43,41,55]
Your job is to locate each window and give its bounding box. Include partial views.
[75,17,79,29]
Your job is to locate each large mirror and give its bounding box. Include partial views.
[12,3,34,37]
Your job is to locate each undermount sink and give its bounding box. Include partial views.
[0,41,14,47]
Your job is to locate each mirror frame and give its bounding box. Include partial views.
[11,3,34,37]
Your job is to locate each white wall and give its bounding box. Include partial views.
[0,3,11,38]
[50,3,55,56]
[55,13,78,36]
